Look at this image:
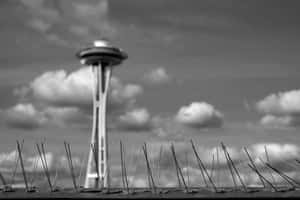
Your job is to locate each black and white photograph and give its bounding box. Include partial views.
[0,0,300,198]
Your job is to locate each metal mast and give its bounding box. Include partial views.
[76,40,127,188]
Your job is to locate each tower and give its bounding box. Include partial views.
[76,40,127,188]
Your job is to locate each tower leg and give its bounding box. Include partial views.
[84,64,112,189]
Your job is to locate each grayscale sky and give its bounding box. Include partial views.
[0,0,300,188]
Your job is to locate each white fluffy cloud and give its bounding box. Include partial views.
[175,102,223,128]
[20,67,143,112]
[256,89,300,128]
[260,115,297,128]
[44,106,90,127]
[4,103,47,130]
[7,67,144,130]
[3,103,90,130]
[29,68,93,107]
[8,67,144,130]
[118,108,152,131]
[250,143,300,163]
[143,67,171,85]
[257,89,300,115]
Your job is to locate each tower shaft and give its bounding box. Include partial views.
[84,63,111,188]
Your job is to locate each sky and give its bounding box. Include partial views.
[0,0,300,188]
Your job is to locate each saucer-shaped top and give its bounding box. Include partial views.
[76,40,128,66]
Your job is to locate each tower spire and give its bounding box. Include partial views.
[76,40,127,188]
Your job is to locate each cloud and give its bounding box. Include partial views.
[43,106,90,127]
[175,102,223,128]
[257,89,300,115]
[256,89,300,128]
[28,68,93,107]
[73,1,108,19]
[249,143,300,164]
[8,67,143,130]
[2,103,90,130]
[21,67,143,113]
[260,115,298,128]
[3,103,47,130]
[20,0,115,47]
[118,108,152,131]
[27,18,51,33]
[143,67,171,85]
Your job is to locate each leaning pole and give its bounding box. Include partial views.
[76,40,127,188]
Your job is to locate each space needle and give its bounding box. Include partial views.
[76,40,127,189]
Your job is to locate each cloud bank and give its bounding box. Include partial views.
[4,104,47,130]
[256,89,300,128]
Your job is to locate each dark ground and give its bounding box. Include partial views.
[0,187,300,199]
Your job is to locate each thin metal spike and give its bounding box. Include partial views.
[261,159,300,188]
[36,143,50,190]
[40,143,53,191]
[29,157,38,187]
[171,144,188,193]
[120,141,126,191]
[220,142,237,189]
[157,145,163,186]
[185,151,190,188]
[64,142,77,191]
[264,146,277,186]
[77,153,86,188]
[244,147,266,188]
[52,162,59,189]
[210,154,215,181]
[247,164,278,192]
[121,142,129,193]
[190,140,208,188]
[11,140,24,186]
[221,142,247,192]
[216,147,220,188]
[226,150,247,192]
[142,143,156,194]
[190,140,217,192]
[0,172,7,187]
[16,140,29,191]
